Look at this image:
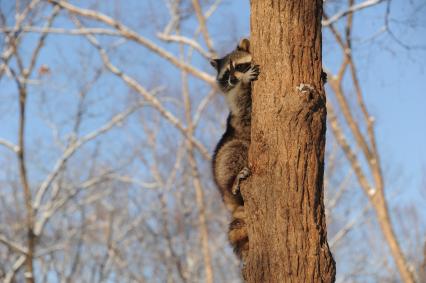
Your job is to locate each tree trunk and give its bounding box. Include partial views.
[241,1,336,282]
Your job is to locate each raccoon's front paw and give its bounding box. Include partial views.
[231,167,251,195]
[242,65,260,83]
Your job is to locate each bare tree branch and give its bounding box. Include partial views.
[322,0,386,26]
[191,0,216,56]
[0,234,28,255]
[72,18,211,160]
[0,0,41,79]
[47,0,215,85]
[157,33,213,59]
[0,139,19,153]
[0,26,120,36]
[4,255,26,283]
[328,104,375,196]
[33,103,143,212]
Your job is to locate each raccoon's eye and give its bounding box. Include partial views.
[220,70,230,81]
[235,63,251,73]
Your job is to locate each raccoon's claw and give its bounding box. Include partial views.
[250,65,260,80]
[231,167,251,195]
[242,65,260,83]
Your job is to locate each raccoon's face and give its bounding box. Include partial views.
[210,39,252,92]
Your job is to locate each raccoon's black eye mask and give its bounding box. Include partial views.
[219,62,251,83]
[219,70,230,82]
[234,63,251,73]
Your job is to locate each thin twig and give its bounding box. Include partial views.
[191,0,216,56]
[0,26,120,36]
[322,0,386,26]
[157,33,213,59]
[0,139,19,153]
[33,104,143,211]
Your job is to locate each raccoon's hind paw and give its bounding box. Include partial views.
[242,65,260,83]
[228,210,249,260]
[231,167,251,195]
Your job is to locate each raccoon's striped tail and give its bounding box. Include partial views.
[228,205,248,260]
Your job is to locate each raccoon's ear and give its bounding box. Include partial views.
[237,38,250,52]
[210,59,220,70]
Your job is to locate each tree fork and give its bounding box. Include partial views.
[241,1,336,282]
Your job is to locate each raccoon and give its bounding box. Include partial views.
[211,38,259,259]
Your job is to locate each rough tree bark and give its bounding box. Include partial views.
[241,1,336,282]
